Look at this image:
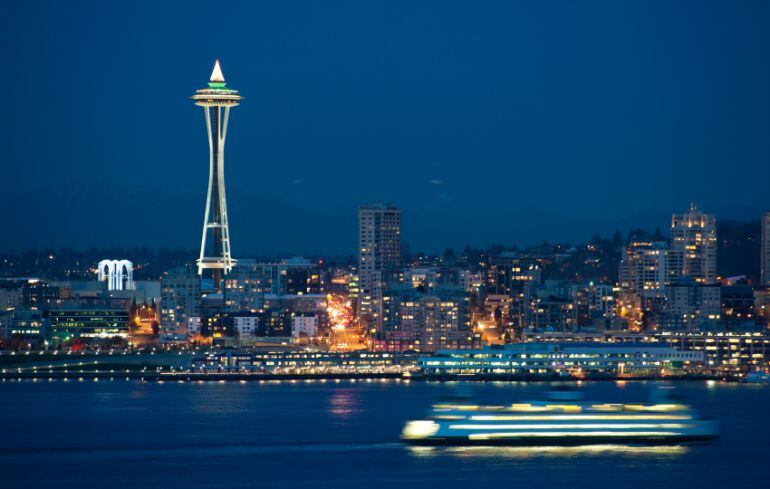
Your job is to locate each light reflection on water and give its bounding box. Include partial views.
[328,388,362,417]
[408,444,689,459]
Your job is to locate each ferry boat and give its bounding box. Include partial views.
[401,392,718,446]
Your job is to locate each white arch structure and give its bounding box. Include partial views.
[97,259,135,291]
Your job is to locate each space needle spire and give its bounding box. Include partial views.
[192,59,242,289]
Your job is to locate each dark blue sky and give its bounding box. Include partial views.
[2,1,769,255]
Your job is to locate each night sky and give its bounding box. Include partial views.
[3,1,770,255]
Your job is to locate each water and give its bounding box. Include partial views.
[1,379,767,488]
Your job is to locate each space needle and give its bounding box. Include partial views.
[192,60,242,289]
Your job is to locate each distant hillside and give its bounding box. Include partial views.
[718,219,761,283]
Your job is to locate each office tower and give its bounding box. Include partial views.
[762,212,770,286]
[670,203,717,284]
[192,60,242,290]
[357,203,401,328]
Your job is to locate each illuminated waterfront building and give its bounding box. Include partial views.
[197,350,416,374]
[521,330,770,371]
[192,60,243,289]
[419,342,703,376]
[670,204,717,284]
[657,330,770,371]
[48,308,129,342]
[358,203,401,329]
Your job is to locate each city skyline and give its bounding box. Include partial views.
[4,4,770,489]
[3,1,770,253]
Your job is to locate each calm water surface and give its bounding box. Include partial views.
[0,379,767,488]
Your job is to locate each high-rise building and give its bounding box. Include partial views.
[619,241,682,298]
[670,204,717,284]
[358,203,401,328]
[193,60,243,290]
[617,241,683,330]
[761,212,770,286]
[160,267,201,342]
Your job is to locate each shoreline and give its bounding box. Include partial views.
[0,371,732,383]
